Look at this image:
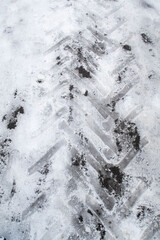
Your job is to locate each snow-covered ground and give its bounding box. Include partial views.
[0,0,160,239]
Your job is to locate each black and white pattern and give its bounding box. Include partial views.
[0,0,160,239]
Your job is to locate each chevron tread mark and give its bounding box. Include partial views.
[48,4,151,236]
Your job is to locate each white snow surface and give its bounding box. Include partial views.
[0,0,160,240]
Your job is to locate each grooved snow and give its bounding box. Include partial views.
[0,0,160,240]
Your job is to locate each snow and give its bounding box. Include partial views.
[0,0,160,239]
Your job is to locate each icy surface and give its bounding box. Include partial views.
[0,0,160,239]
